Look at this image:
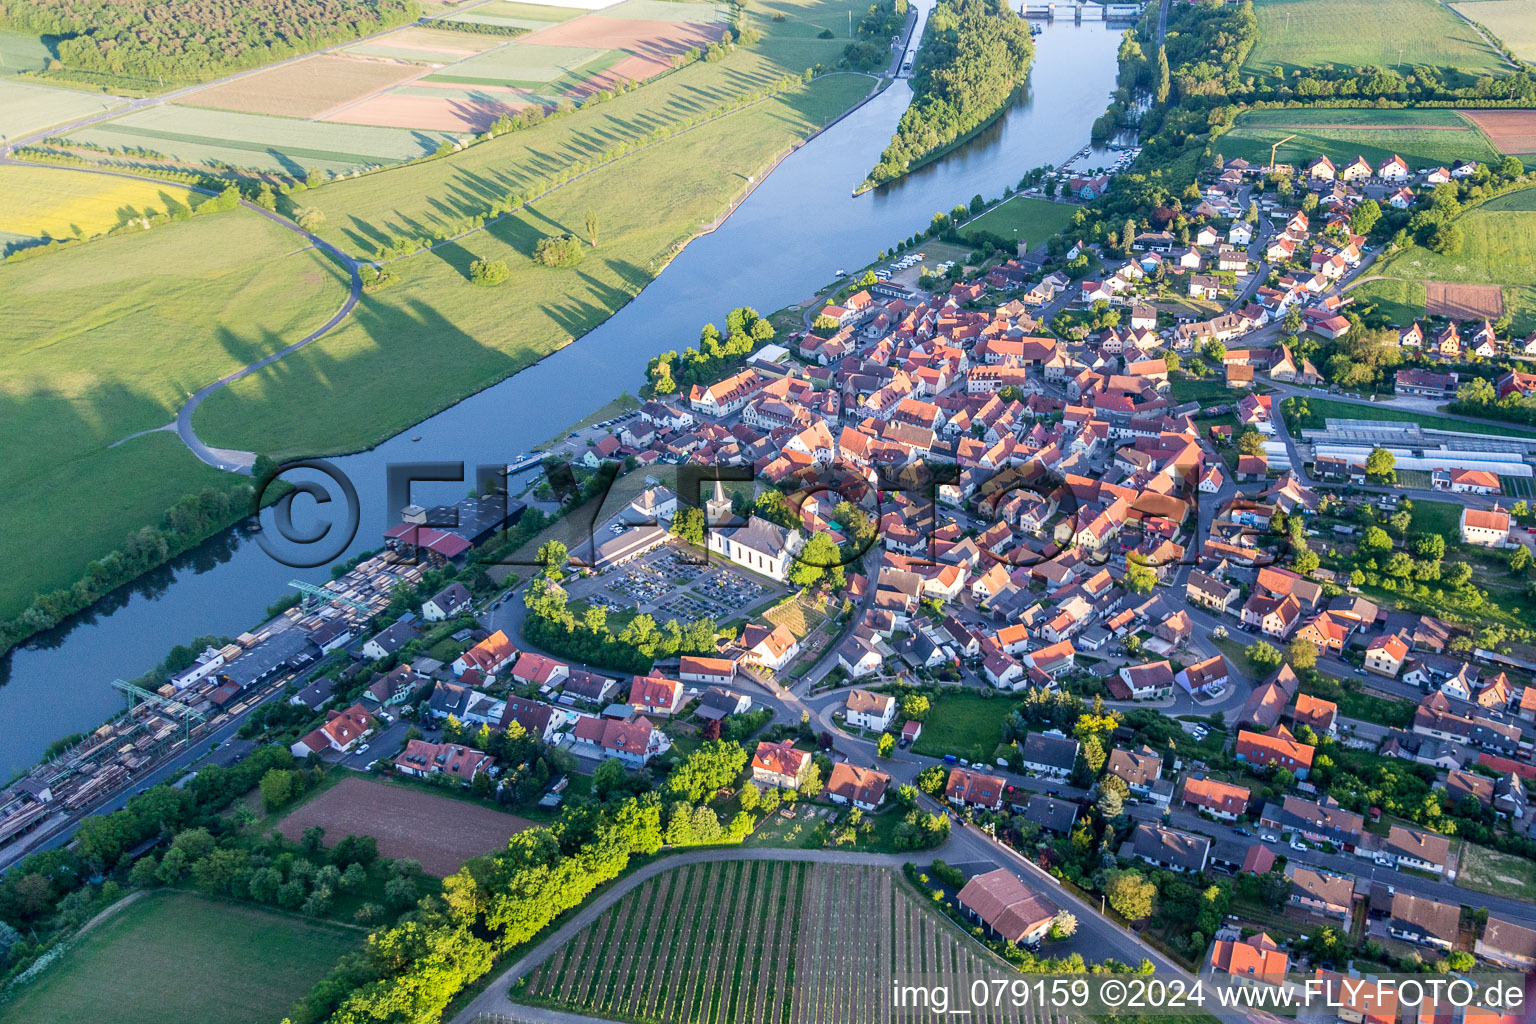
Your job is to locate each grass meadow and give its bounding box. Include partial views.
[911,690,1014,763]
[192,71,873,457]
[1451,0,1536,61]
[1353,186,1536,334]
[962,195,1077,248]
[0,28,51,74]
[0,891,360,1024]
[1241,0,1507,81]
[1219,108,1502,171]
[0,208,350,620]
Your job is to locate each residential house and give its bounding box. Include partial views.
[629,672,684,716]
[1018,732,1080,779]
[392,740,494,783]
[845,688,896,731]
[1182,777,1251,821]
[1021,794,1080,833]
[290,703,375,758]
[1176,654,1230,697]
[678,655,737,688]
[1287,864,1354,918]
[500,696,566,743]
[1291,692,1339,739]
[1382,824,1449,874]
[826,763,891,810]
[946,768,1005,811]
[751,739,811,789]
[452,630,518,678]
[1237,726,1315,778]
[1106,745,1164,799]
[422,583,473,622]
[571,714,670,766]
[957,869,1060,947]
[1126,822,1210,873]
[1476,916,1536,970]
[1365,633,1409,678]
[740,622,800,671]
[1387,893,1459,950]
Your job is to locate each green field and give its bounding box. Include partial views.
[0,78,127,139]
[1220,108,1502,172]
[66,104,467,176]
[0,28,51,74]
[0,891,360,1024]
[425,41,612,86]
[598,0,733,21]
[1353,186,1536,335]
[961,195,1076,248]
[910,690,1014,762]
[514,860,1017,1024]
[0,208,351,620]
[1242,0,1508,81]
[1452,0,1536,61]
[1292,397,1536,438]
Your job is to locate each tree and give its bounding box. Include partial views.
[1237,428,1265,457]
[533,234,584,267]
[1096,785,1124,821]
[469,258,511,285]
[1510,545,1532,573]
[877,732,895,758]
[1154,45,1170,104]
[787,533,845,590]
[1360,526,1393,556]
[296,207,325,231]
[259,768,294,812]
[1103,869,1156,921]
[1444,561,1474,587]
[1247,640,1282,673]
[536,540,568,579]
[1286,638,1318,670]
[798,763,824,798]
[1365,447,1396,480]
[1294,548,1320,574]
[1047,909,1078,940]
[1445,950,1475,972]
[585,208,600,248]
[901,694,930,721]
[916,765,947,795]
[1272,767,1296,790]
[1163,351,1181,374]
[739,783,760,812]
[1351,198,1381,235]
[671,505,705,545]
[1124,561,1156,594]
[812,314,842,333]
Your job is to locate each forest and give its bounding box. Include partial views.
[0,0,419,85]
[862,0,1033,189]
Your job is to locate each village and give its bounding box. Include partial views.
[5,135,1536,1009]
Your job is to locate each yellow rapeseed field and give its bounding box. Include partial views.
[0,164,200,242]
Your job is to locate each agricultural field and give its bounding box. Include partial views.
[440,0,586,30]
[1352,186,1536,334]
[1290,398,1536,439]
[514,859,1022,1024]
[62,104,468,177]
[0,77,125,139]
[0,891,360,1024]
[180,53,428,118]
[962,195,1076,249]
[192,71,872,459]
[345,25,506,63]
[274,776,534,875]
[300,0,871,253]
[1460,109,1536,158]
[1219,108,1502,172]
[0,164,207,248]
[1451,0,1536,62]
[1241,0,1507,81]
[0,27,51,73]
[0,207,350,622]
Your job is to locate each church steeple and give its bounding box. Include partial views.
[706,479,732,525]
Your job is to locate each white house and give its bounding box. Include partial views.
[845,688,895,731]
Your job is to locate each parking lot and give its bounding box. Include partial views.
[565,543,785,620]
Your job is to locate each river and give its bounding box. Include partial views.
[0,16,1125,779]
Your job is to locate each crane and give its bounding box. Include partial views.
[1269,134,1297,173]
[111,678,208,745]
[288,579,374,617]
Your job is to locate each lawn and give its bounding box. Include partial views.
[0,28,51,74]
[512,859,1008,1024]
[1169,377,1238,404]
[1451,0,1536,61]
[1455,841,1536,900]
[0,891,360,1024]
[192,72,873,459]
[1241,0,1507,82]
[0,164,207,246]
[0,207,351,621]
[962,195,1076,248]
[1290,396,1536,439]
[1409,500,1466,544]
[1219,108,1502,173]
[910,690,1014,762]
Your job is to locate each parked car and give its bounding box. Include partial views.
[1234,827,1252,837]
[1261,833,1278,843]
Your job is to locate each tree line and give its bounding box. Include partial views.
[862,0,1033,189]
[1,0,419,84]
